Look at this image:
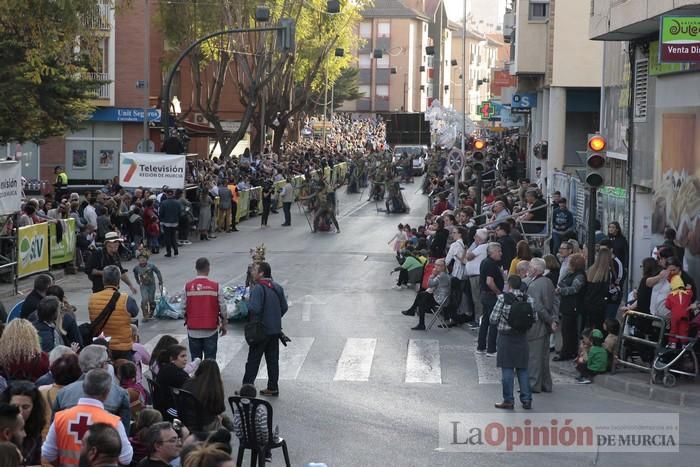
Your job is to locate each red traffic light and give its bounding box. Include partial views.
[587,153,605,169]
[588,135,606,152]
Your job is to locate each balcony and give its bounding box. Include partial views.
[82,1,112,31]
[84,72,111,100]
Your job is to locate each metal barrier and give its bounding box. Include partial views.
[614,310,667,374]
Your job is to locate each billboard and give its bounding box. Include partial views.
[17,223,50,278]
[659,16,700,63]
[0,161,21,216]
[119,152,186,189]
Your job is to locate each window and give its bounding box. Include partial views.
[529,0,549,20]
[633,58,649,122]
[375,85,389,98]
[359,53,371,69]
[360,21,372,38]
[358,85,371,98]
[376,54,389,68]
[378,22,390,38]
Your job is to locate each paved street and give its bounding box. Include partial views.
[13,183,700,466]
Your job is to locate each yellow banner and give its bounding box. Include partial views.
[17,223,50,278]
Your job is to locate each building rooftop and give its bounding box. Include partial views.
[361,0,430,21]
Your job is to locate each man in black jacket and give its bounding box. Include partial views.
[158,189,182,258]
[241,262,288,396]
[20,273,53,319]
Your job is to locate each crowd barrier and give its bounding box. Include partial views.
[5,163,348,292]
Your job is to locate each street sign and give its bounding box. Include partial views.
[136,139,156,153]
[447,148,464,173]
[511,93,537,114]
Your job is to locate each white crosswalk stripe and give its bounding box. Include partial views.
[334,338,377,381]
[215,335,246,370]
[405,339,442,384]
[257,337,315,381]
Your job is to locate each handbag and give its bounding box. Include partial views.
[79,290,121,344]
[244,286,268,345]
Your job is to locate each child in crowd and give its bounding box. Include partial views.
[132,252,163,320]
[576,329,608,384]
[116,360,146,417]
[130,324,150,386]
[574,328,593,368]
[665,273,692,349]
[388,223,407,262]
[603,318,620,371]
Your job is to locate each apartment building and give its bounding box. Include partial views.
[590,0,700,283]
[342,0,455,114]
[506,0,602,184]
[0,0,161,183]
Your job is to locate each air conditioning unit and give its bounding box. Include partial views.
[194,113,207,125]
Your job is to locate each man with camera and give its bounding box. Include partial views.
[242,261,288,396]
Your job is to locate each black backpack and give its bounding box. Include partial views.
[504,293,535,332]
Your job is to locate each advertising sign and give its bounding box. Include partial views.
[660,16,700,63]
[49,219,76,265]
[0,161,21,216]
[119,152,186,189]
[91,108,162,123]
[511,93,537,114]
[17,223,49,278]
[649,40,700,75]
[477,101,502,121]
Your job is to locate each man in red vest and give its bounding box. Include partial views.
[184,257,227,360]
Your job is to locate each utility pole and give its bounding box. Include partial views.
[322,58,329,147]
[461,1,467,156]
[142,0,150,149]
[587,188,597,267]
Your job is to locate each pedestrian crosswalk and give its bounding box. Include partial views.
[140,333,576,385]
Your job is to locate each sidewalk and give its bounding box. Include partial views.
[550,357,700,409]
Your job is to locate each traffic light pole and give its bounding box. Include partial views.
[161,25,286,141]
[587,187,597,267]
[475,170,483,216]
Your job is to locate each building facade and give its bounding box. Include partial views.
[591,0,700,283]
[341,0,455,114]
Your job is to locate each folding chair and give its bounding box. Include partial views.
[228,396,291,467]
[145,376,176,421]
[426,297,450,330]
[172,387,215,432]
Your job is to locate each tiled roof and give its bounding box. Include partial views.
[361,0,430,21]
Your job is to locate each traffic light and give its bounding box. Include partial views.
[585,134,607,188]
[472,139,487,172]
[277,18,296,52]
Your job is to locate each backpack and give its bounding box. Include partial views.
[504,293,535,333]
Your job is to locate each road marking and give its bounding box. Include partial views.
[405,339,442,384]
[143,333,187,354]
[334,338,377,381]
[257,337,315,381]
[296,295,326,322]
[302,308,311,321]
[216,335,246,370]
[339,200,372,219]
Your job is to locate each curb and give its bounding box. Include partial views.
[551,361,700,409]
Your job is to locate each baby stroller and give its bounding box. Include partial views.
[650,313,700,387]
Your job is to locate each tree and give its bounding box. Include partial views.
[157,0,370,156]
[308,66,363,114]
[0,0,108,144]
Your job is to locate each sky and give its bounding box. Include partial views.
[445,0,508,25]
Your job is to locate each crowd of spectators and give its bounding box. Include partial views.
[393,131,699,407]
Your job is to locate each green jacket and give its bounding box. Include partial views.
[401,256,423,272]
[587,345,608,373]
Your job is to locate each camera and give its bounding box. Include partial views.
[172,418,183,437]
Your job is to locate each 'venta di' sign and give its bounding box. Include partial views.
[119,152,186,189]
[660,16,700,63]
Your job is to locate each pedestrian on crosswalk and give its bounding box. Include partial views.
[184,258,227,361]
[241,262,288,397]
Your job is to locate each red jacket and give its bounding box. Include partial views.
[185,277,220,330]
